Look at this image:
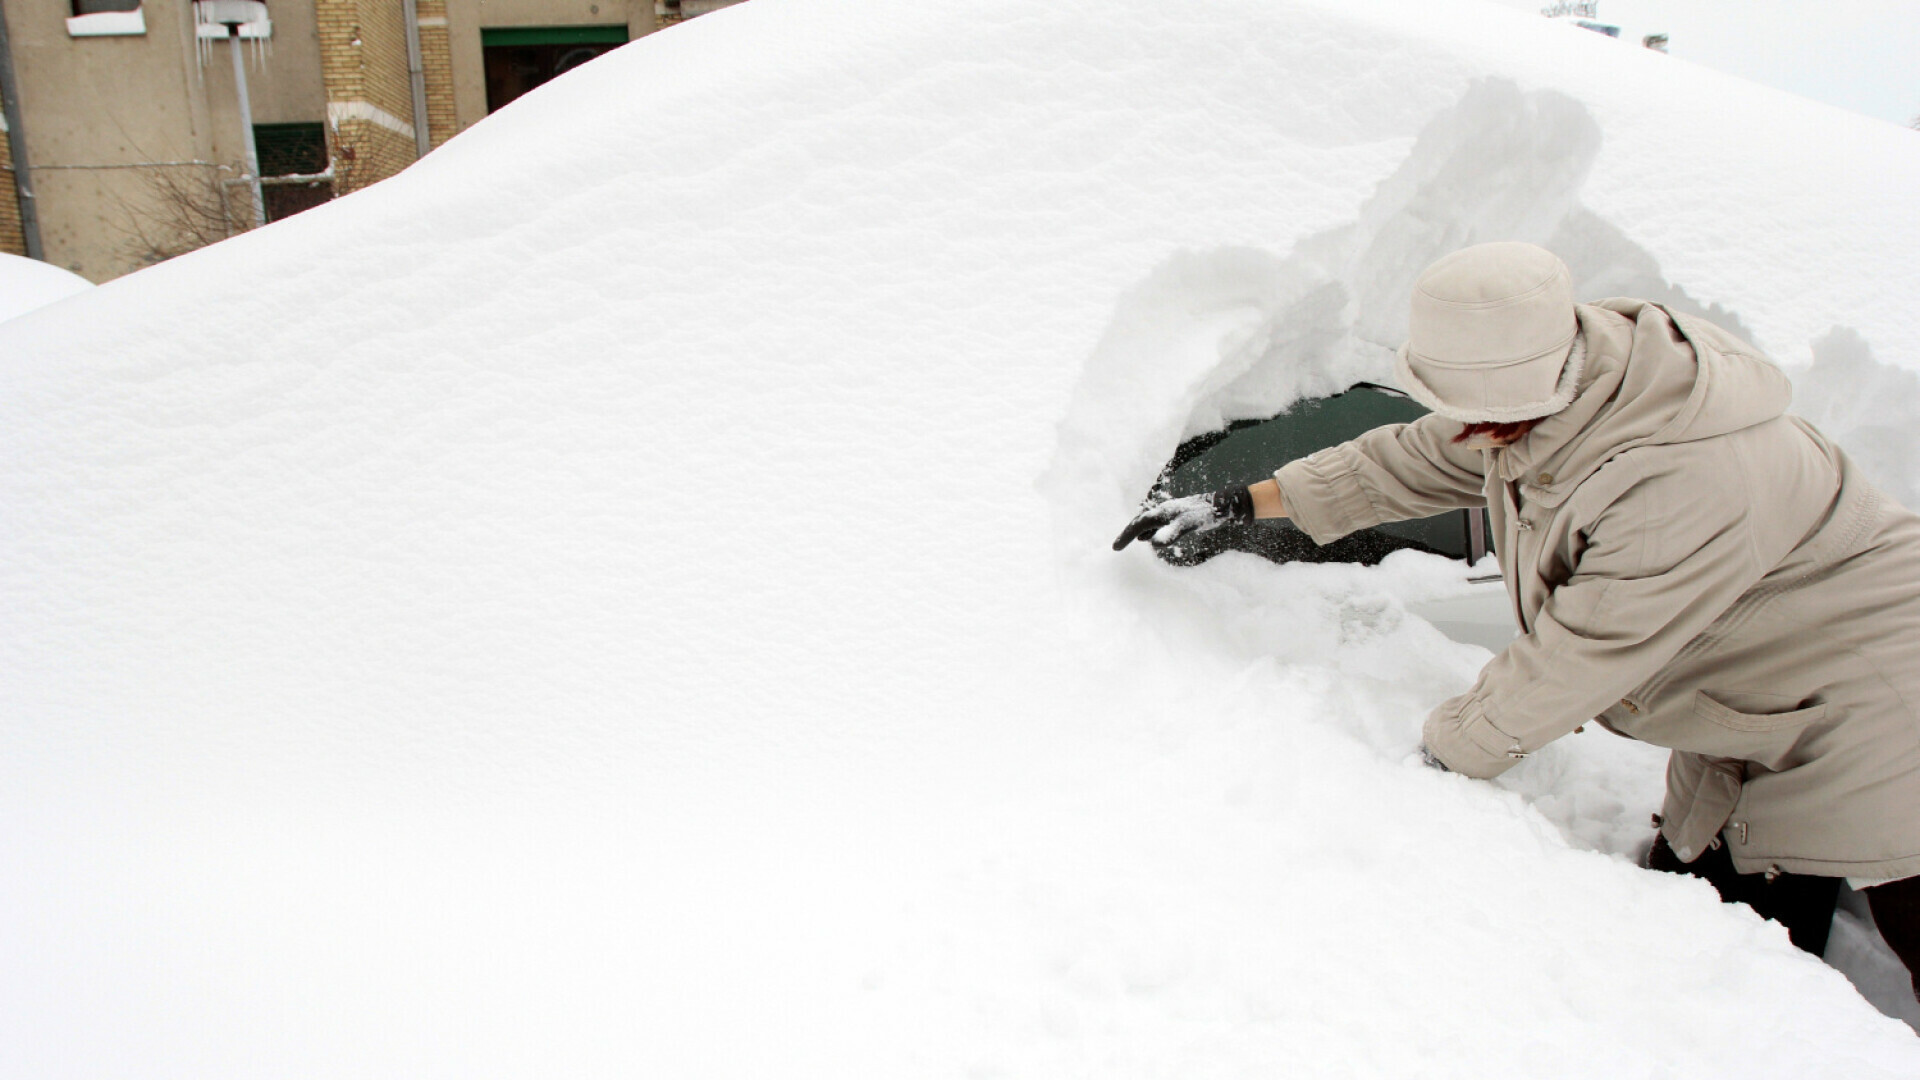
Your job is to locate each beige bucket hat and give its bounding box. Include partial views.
[1393,242,1585,423]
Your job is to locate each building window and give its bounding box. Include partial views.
[657,1,749,17]
[67,0,145,36]
[480,26,628,113]
[254,123,332,223]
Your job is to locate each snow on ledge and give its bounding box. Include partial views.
[195,16,270,39]
[65,9,146,37]
[326,101,416,141]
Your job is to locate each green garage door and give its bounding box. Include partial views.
[482,26,630,113]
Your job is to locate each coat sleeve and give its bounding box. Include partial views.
[1271,414,1487,544]
[1422,448,1775,778]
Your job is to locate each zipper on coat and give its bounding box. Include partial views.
[1501,475,1529,633]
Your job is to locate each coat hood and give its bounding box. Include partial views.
[1498,299,1794,505]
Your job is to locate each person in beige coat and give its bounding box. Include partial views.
[1116,242,1920,991]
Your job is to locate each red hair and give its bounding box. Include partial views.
[1451,418,1542,445]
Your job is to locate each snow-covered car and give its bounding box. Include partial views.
[3,0,1918,1074]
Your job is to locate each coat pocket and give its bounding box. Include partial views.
[1686,691,1827,770]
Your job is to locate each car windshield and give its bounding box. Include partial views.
[1151,384,1488,567]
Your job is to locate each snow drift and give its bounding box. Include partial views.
[3,0,1920,1075]
[0,252,92,324]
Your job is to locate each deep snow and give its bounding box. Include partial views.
[0,252,92,323]
[3,0,1920,1075]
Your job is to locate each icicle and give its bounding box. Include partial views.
[194,2,210,75]
[240,15,272,69]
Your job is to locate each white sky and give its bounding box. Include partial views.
[1480,0,1920,127]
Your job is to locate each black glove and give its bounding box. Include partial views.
[1112,487,1255,551]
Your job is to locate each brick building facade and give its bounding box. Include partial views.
[314,0,421,193]
[418,0,456,151]
[0,118,21,257]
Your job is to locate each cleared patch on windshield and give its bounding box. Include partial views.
[1148,384,1488,567]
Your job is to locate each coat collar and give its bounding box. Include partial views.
[1491,305,1631,504]
[1486,300,1792,509]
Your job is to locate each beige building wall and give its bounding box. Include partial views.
[5,0,325,281]
[4,0,748,279]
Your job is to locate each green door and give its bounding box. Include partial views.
[481,26,630,113]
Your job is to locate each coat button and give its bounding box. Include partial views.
[1621,699,1639,714]
[1516,517,1534,531]
[1537,472,1554,485]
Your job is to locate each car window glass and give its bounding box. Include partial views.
[1150,384,1489,567]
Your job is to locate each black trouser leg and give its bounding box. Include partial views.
[1863,876,1920,1001]
[1645,833,1841,955]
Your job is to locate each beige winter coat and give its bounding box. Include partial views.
[1275,300,1920,879]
